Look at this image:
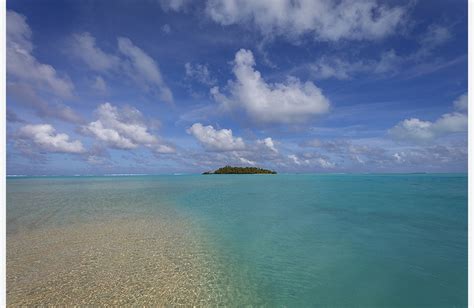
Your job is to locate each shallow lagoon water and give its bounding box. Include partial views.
[7,174,467,306]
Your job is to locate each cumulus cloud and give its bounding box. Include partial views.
[316,157,335,168]
[212,49,330,123]
[389,114,467,143]
[205,0,406,41]
[18,124,85,154]
[185,62,216,85]
[187,123,246,151]
[177,150,257,170]
[83,103,175,153]
[183,123,283,170]
[288,153,335,168]
[7,10,74,98]
[185,126,334,170]
[257,137,278,153]
[389,94,468,143]
[118,37,173,103]
[183,132,465,172]
[84,103,156,149]
[299,135,466,171]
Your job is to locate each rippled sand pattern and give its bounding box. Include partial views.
[7,215,243,306]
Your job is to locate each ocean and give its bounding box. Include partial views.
[6,173,467,306]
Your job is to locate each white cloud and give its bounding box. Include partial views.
[257,137,278,153]
[185,62,216,85]
[288,154,302,165]
[83,103,175,153]
[390,118,433,142]
[118,37,173,103]
[187,123,246,151]
[389,113,467,143]
[454,93,468,111]
[153,144,177,154]
[239,157,256,165]
[316,157,335,168]
[391,145,467,166]
[287,153,335,168]
[85,120,137,149]
[7,10,74,98]
[70,33,120,72]
[18,124,85,154]
[390,94,468,143]
[212,49,330,123]
[84,103,157,149]
[300,138,395,167]
[434,112,468,132]
[183,127,283,170]
[205,0,406,41]
[393,152,403,163]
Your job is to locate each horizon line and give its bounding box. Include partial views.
[6,172,468,178]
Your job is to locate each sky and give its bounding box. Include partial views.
[6,0,468,175]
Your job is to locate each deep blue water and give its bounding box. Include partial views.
[7,174,467,306]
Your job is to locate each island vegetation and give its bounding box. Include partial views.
[202,166,277,174]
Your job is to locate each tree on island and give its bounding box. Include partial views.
[203,165,277,174]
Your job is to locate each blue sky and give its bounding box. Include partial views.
[6,0,468,175]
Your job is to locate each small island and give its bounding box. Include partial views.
[202,166,277,175]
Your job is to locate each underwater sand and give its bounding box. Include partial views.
[7,216,241,306]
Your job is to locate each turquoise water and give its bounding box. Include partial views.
[7,174,467,306]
